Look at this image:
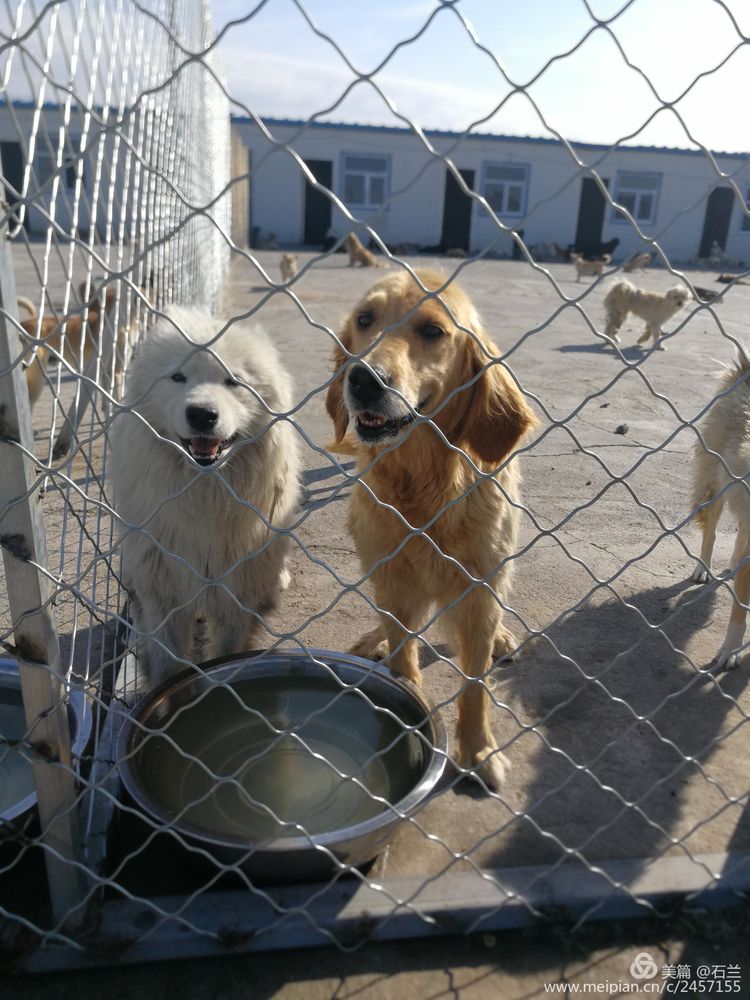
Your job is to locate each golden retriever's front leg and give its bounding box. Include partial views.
[444,591,509,791]
[358,570,429,686]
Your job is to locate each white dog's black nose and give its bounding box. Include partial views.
[348,364,391,406]
[186,404,219,432]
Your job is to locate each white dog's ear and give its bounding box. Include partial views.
[326,324,353,443]
[458,328,538,466]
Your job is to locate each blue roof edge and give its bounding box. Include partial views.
[2,101,747,160]
[231,114,750,161]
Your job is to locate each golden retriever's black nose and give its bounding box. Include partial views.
[348,364,391,405]
[186,404,219,432]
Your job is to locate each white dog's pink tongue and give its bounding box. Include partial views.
[191,437,221,458]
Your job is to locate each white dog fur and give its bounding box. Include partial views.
[280,253,298,283]
[691,348,750,668]
[111,306,300,685]
[603,279,691,350]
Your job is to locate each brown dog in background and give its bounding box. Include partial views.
[18,283,120,406]
[570,252,611,281]
[326,268,537,790]
[346,232,387,268]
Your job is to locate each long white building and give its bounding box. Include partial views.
[232,116,750,264]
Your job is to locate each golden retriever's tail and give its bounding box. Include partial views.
[17,296,37,321]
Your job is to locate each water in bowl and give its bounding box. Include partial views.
[134,675,428,841]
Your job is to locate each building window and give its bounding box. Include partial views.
[481,163,529,217]
[612,171,661,224]
[741,187,750,232]
[341,153,390,210]
[33,148,79,190]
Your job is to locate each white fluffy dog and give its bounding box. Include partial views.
[279,253,298,283]
[111,307,300,685]
[603,279,691,350]
[691,349,750,668]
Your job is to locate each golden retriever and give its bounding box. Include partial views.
[326,269,537,789]
[570,253,611,281]
[346,232,387,268]
[603,279,691,350]
[691,348,750,668]
[280,253,299,283]
[18,283,121,406]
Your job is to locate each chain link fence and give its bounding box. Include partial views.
[1,0,750,974]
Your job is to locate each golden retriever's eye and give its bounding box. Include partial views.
[357,310,374,329]
[171,372,186,383]
[224,376,240,388]
[419,323,445,340]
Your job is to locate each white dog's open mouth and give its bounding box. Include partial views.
[181,433,238,466]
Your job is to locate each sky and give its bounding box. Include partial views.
[211,0,750,153]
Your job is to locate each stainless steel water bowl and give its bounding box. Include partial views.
[118,650,448,882]
[0,658,90,827]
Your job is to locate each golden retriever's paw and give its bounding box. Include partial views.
[349,627,388,662]
[458,743,510,792]
[492,625,519,662]
[657,343,667,351]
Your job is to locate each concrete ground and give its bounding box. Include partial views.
[226,250,750,878]
[4,245,750,989]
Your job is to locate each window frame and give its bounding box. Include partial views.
[611,170,662,226]
[339,151,391,212]
[478,161,531,219]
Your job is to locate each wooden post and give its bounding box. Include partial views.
[0,211,87,927]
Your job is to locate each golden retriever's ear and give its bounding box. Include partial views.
[459,332,537,466]
[325,326,353,443]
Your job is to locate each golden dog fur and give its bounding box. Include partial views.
[570,253,611,281]
[326,269,537,789]
[346,232,387,268]
[603,279,691,350]
[19,283,121,407]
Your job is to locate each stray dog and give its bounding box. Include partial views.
[570,253,611,282]
[603,280,691,349]
[326,269,537,789]
[18,283,121,406]
[111,307,300,685]
[623,252,653,273]
[279,254,299,283]
[690,348,750,668]
[346,232,387,268]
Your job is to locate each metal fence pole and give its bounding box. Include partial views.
[0,210,87,928]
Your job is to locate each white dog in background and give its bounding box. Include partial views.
[111,307,300,685]
[279,253,299,283]
[691,348,750,669]
[603,280,691,350]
